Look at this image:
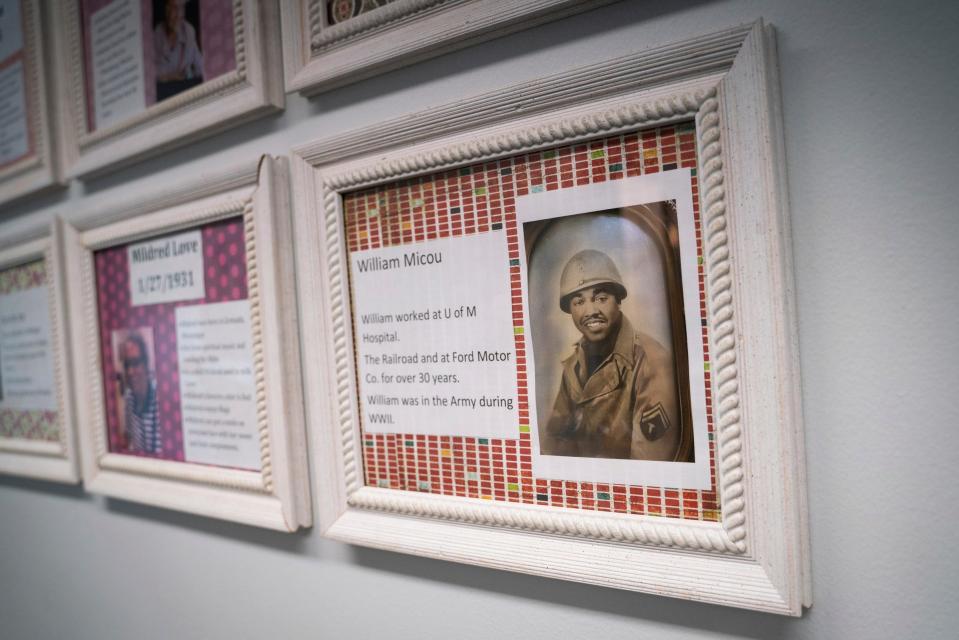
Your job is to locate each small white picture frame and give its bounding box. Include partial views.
[281,0,619,94]
[0,221,80,483]
[53,0,284,179]
[0,0,63,206]
[64,156,312,531]
[291,20,811,613]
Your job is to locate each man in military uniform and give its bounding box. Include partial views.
[542,249,689,461]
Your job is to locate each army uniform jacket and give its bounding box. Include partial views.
[543,316,684,461]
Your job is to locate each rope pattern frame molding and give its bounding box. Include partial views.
[292,20,810,614]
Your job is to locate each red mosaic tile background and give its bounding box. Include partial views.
[344,123,719,521]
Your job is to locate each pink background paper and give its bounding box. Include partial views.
[94,217,248,462]
[80,0,238,132]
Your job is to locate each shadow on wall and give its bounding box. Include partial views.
[0,474,92,502]
[4,472,807,634]
[102,496,313,555]
[350,544,803,638]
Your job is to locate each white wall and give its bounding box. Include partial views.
[2,1,957,637]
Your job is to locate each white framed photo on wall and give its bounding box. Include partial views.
[0,220,80,483]
[0,0,63,206]
[280,0,619,95]
[53,0,285,178]
[291,20,811,614]
[63,157,311,531]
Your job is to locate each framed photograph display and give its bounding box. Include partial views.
[0,222,79,483]
[53,0,284,178]
[65,157,311,531]
[292,21,811,613]
[281,0,619,94]
[0,0,62,206]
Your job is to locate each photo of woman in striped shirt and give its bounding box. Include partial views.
[117,330,159,455]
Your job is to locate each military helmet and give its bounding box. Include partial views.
[558,249,627,313]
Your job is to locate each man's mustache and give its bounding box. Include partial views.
[579,312,607,323]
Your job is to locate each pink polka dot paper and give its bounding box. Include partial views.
[94,216,248,463]
[199,0,237,81]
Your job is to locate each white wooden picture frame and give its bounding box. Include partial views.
[0,221,80,483]
[0,0,63,206]
[292,20,811,613]
[64,157,311,531]
[53,0,284,179]
[281,0,619,95]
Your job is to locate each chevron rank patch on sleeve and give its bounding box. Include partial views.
[639,402,671,441]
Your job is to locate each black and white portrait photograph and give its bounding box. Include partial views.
[524,201,695,463]
[517,172,710,488]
